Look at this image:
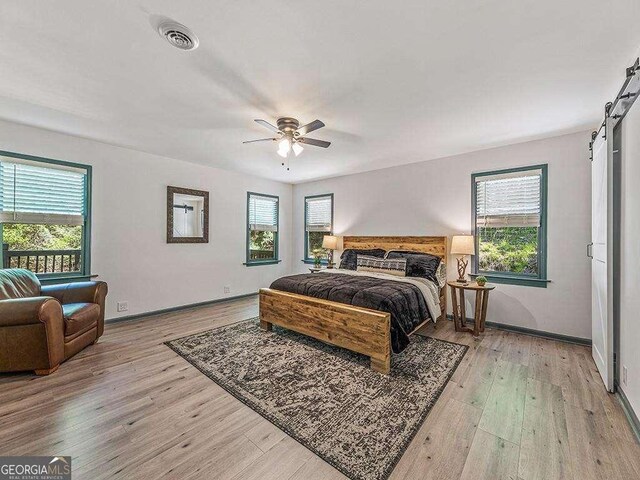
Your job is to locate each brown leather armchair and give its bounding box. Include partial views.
[0,269,108,375]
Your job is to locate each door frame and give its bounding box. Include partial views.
[612,121,622,390]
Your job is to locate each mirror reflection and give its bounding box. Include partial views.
[167,187,209,243]
[173,193,205,238]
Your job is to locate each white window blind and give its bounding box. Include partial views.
[0,159,86,225]
[248,194,278,232]
[305,195,332,232]
[476,169,541,227]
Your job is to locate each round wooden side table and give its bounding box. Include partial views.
[447,281,495,336]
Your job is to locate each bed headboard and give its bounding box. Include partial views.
[342,236,448,259]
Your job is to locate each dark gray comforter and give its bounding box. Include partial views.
[269,272,431,353]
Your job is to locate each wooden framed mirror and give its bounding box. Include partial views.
[167,186,209,243]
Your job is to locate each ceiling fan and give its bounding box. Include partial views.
[243,117,331,160]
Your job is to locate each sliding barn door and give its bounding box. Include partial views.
[591,121,614,392]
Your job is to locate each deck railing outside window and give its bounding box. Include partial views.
[2,243,82,273]
[250,249,275,260]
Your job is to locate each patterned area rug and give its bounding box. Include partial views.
[165,318,467,480]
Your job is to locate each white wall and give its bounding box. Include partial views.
[292,131,592,339]
[619,101,640,416]
[0,119,292,320]
[0,118,593,339]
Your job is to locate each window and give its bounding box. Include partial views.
[472,165,547,287]
[304,194,334,263]
[246,192,279,265]
[0,151,91,279]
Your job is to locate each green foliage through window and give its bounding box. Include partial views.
[307,231,325,257]
[2,224,84,273]
[250,230,276,260]
[3,224,82,251]
[478,226,538,275]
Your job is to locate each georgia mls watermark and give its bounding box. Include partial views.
[0,456,71,480]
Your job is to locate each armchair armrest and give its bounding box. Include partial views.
[0,297,63,327]
[0,297,65,370]
[41,281,108,306]
[41,281,108,338]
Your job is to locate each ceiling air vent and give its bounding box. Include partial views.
[157,20,199,51]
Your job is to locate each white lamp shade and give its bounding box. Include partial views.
[322,235,339,250]
[451,235,475,255]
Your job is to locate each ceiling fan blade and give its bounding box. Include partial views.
[242,138,277,144]
[254,119,280,133]
[299,137,331,148]
[296,119,325,135]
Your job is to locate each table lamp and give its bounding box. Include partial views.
[451,235,475,283]
[322,235,339,268]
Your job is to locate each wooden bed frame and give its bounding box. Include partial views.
[259,236,448,374]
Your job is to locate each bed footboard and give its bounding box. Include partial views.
[259,288,391,374]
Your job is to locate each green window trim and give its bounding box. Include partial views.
[0,150,92,281]
[468,273,550,288]
[245,191,279,266]
[243,260,282,267]
[39,274,99,285]
[471,164,548,288]
[303,193,334,263]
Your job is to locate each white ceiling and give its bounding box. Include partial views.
[0,1,638,184]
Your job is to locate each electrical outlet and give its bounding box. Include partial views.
[117,301,129,312]
[623,365,628,386]
[224,286,231,294]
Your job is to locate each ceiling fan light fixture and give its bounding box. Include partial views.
[278,137,291,153]
[244,117,330,167]
[292,142,304,156]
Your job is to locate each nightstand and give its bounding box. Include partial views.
[447,281,495,336]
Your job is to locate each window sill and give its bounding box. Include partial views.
[470,273,549,288]
[244,260,281,267]
[39,274,99,285]
[301,259,328,265]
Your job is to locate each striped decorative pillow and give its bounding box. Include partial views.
[356,255,407,277]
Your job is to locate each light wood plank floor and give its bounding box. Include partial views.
[1,296,639,480]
